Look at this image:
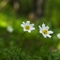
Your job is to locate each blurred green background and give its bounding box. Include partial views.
[0,0,60,60]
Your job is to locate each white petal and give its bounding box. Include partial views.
[28,30,31,33]
[30,24,35,30]
[26,21,30,24]
[47,34,51,38]
[39,26,43,33]
[39,30,42,33]
[21,22,25,27]
[31,27,35,30]
[42,33,47,38]
[48,31,53,34]
[31,24,34,26]
[23,28,26,31]
[43,35,47,38]
[22,22,25,24]
[21,24,25,27]
[42,23,45,28]
[39,26,41,29]
[46,26,49,30]
[57,33,60,39]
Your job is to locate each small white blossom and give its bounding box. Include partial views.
[21,21,35,33]
[7,25,13,33]
[39,23,53,38]
[57,33,60,39]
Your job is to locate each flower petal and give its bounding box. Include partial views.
[31,24,34,26]
[39,30,42,33]
[46,26,49,30]
[31,27,35,30]
[57,33,60,39]
[43,34,47,38]
[47,34,51,38]
[21,22,25,27]
[28,30,31,33]
[22,22,25,24]
[39,26,41,29]
[48,31,53,34]
[42,23,45,28]
[26,21,30,24]
[23,28,26,31]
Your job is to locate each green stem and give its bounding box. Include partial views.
[20,32,25,41]
[27,35,41,54]
[18,32,25,45]
[56,39,60,49]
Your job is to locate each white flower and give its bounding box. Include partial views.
[21,21,35,33]
[39,23,53,38]
[7,25,13,33]
[57,33,60,39]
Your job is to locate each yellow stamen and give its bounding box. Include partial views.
[25,25,30,30]
[42,30,48,34]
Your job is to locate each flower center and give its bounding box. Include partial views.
[25,25,30,30]
[42,30,48,34]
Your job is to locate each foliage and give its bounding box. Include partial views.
[0,47,60,60]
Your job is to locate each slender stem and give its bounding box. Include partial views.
[18,32,25,45]
[56,39,60,49]
[20,32,25,41]
[27,35,41,54]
